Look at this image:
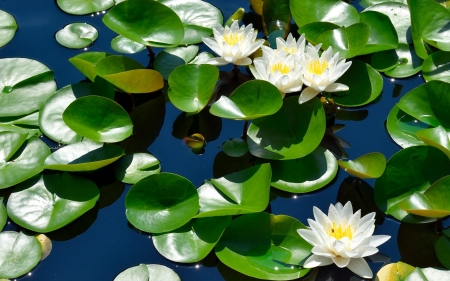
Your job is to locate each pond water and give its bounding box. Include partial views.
[1,0,450,280]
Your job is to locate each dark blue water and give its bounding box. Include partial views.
[1,1,449,280]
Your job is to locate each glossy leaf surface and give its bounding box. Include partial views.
[298,22,340,45]
[210,80,282,120]
[415,126,450,158]
[375,261,415,281]
[195,164,272,218]
[154,45,199,80]
[7,173,100,232]
[215,213,312,280]
[114,153,161,184]
[271,146,338,193]
[111,35,145,54]
[383,44,423,78]
[153,216,231,263]
[338,152,386,178]
[222,138,248,158]
[247,96,325,160]
[168,64,219,113]
[57,0,114,15]
[103,0,184,47]
[125,173,199,233]
[386,104,428,148]
[63,96,133,143]
[422,51,450,83]
[69,52,112,82]
[0,232,42,279]
[0,10,18,48]
[55,23,98,49]
[359,11,398,55]
[435,233,450,269]
[114,264,180,281]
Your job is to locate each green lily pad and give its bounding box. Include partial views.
[222,138,248,157]
[409,0,450,59]
[215,212,312,280]
[7,173,100,233]
[125,173,199,233]
[383,43,423,78]
[0,198,5,231]
[95,55,164,94]
[324,61,383,107]
[436,234,450,269]
[154,45,200,80]
[0,124,40,139]
[290,0,359,28]
[338,152,386,178]
[422,51,450,83]
[56,0,114,15]
[168,64,219,114]
[358,11,398,55]
[0,111,39,127]
[111,35,145,54]
[210,80,283,120]
[0,10,18,48]
[63,96,133,143]
[44,140,124,172]
[153,216,231,263]
[386,104,429,148]
[0,58,56,117]
[0,135,50,189]
[317,23,370,59]
[113,153,161,184]
[298,22,340,46]
[271,146,338,193]
[195,164,272,218]
[0,232,42,279]
[247,96,325,160]
[39,81,114,144]
[415,126,450,158]
[363,2,412,44]
[103,0,184,47]
[55,23,98,49]
[189,52,214,64]
[363,0,407,5]
[375,262,415,281]
[158,0,223,45]
[371,49,399,72]
[374,146,450,223]
[406,267,450,280]
[114,264,180,281]
[69,52,113,82]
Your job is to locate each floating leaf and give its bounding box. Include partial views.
[210,80,283,120]
[44,141,124,172]
[154,45,199,80]
[247,96,325,160]
[338,152,386,178]
[7,173,100,232]
[168,64,219,113]
[55,23,98,49]
[153,216,231,263]
[324,61,383,107]
[383,43,423,78]
[298,22,340,46]
[436,234,450,269]
[375,261,415,281]
[0,198,5,231]
[114,153,161,184]
[290,0,359,28]
[195,164,272,218]
[0,232,42,279]
[271,146,338,193]
[114,264,180,281]
[406,267,450,280]
[56,0,114,15]
[0,58,56,117]
[415,126,450,158]
[215,213,312,280]
[184,133,206,151]
[317,23,370,59]
[111,35,145,54]
[371,49,399,72]
[125,173,199,233]
[103,0,184,47]
[158,0,223,45]
[223,138,248,158]
[0,10,18,48]
[358,11,398,55]
[96,55,163,93]
[35,234,52,261]
[69,52,113,82]
[374,146,450,223]
[63,96,133,143]
[422,51,450,83]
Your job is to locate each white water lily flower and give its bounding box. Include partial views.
[202,21,265,66]
[262,33,306,62]
[297,202,390,278]
[249,46,303,97]
[299,45,352,104]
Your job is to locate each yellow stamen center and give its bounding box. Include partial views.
[223,33,243,46]
[307,60,328,75]
[328,223,353,240]
[271,63,290,74]
[284,47,297,54]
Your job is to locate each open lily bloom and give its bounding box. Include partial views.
[202,21,265,66]
[297,202,390,278]
[249,46,303,97]
[299,45,352,104]
[266,33,306,62]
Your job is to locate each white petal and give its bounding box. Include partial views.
[202,37,223,56]
[299,87,320,104]
[308,219,331,245]
[206,57,230,66]
[312,245,335,258]
[331,256,350,268]
[359,212,376,227]
[303,254,334,268]
[357,245,379,257]
[297,229,322,246]
[328,204,341,224]
[332,240,346,255]
[313,206,329,228]
[234,57,252,66]
[368,235,390,248]
[346,258,373,278]
[348,210,361,233]
[249,65,261,80]
[324,83,349,92]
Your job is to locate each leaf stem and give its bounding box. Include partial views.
[146,46,156,69]
[242,120,248,140]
